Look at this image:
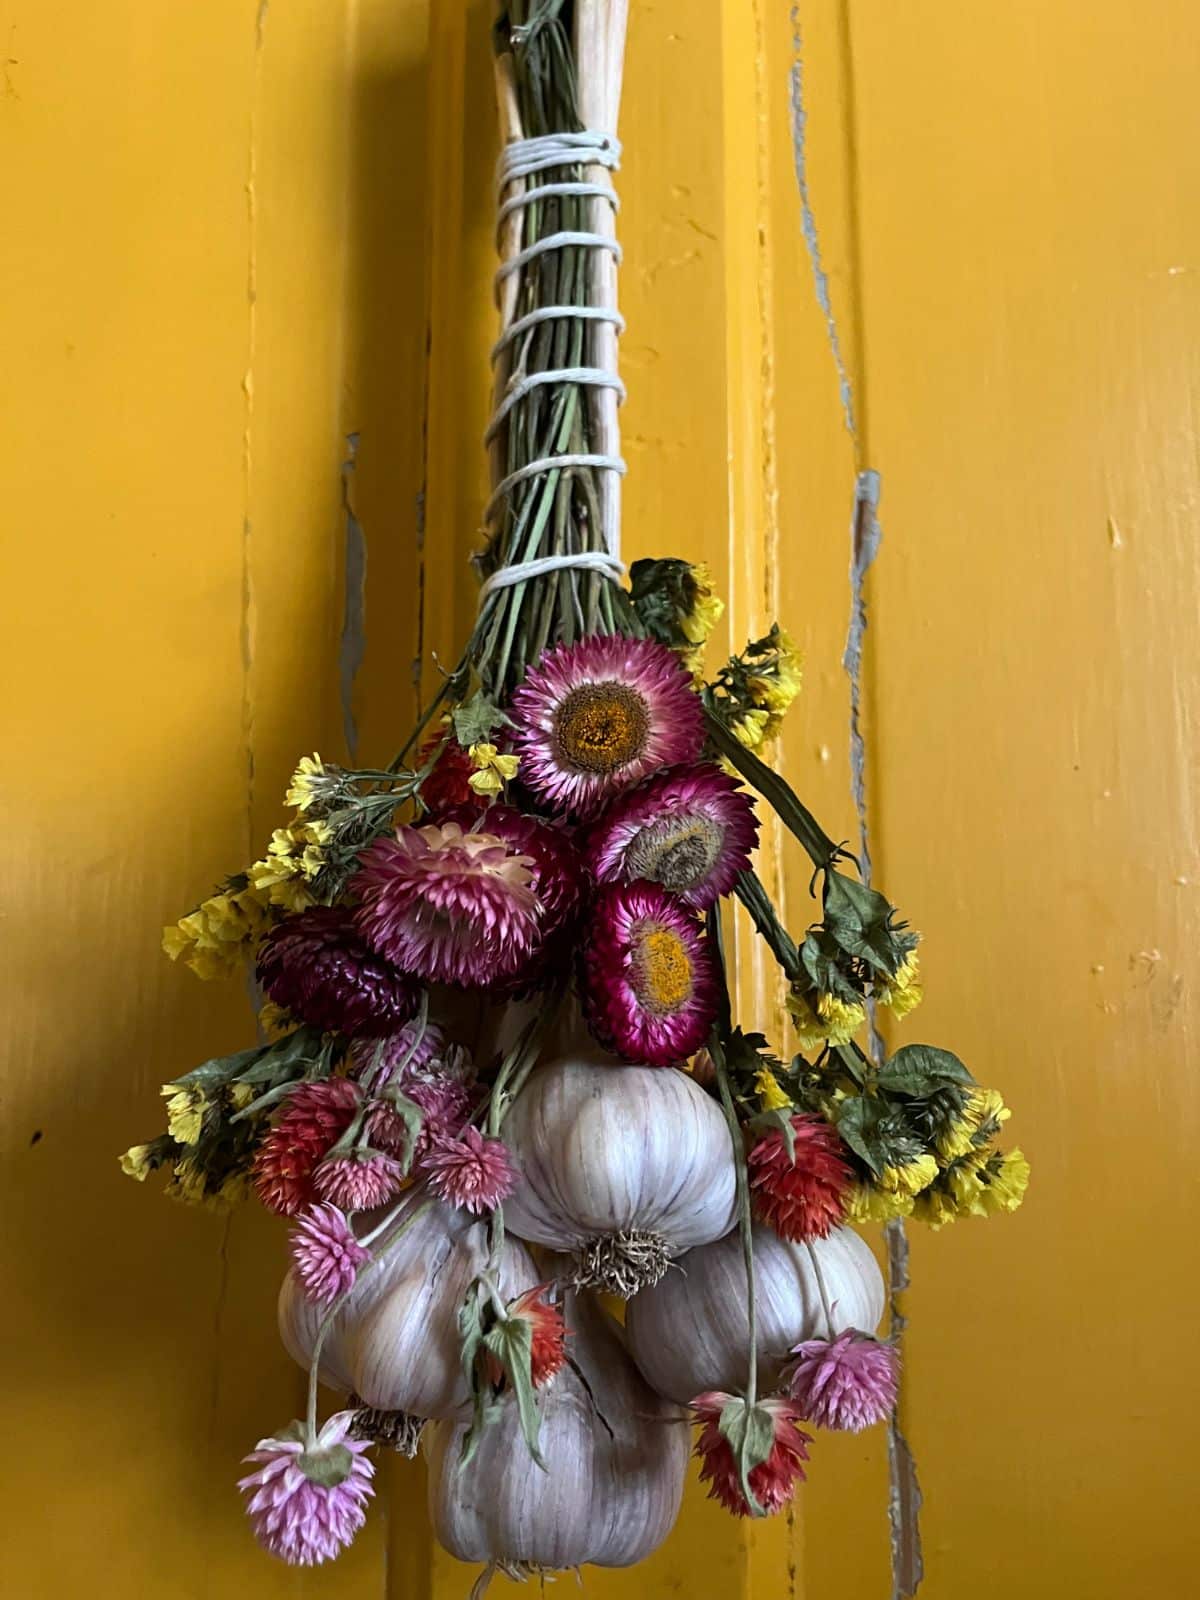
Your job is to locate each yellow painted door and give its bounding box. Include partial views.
[3,3,1196,1597]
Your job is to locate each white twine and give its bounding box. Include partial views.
[481,130,626,602]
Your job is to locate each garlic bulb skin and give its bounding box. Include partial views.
[427,1290,687,1573]
[625,1223,885,1405]
[278,1190,539,1419]
[501,1055,737,1293]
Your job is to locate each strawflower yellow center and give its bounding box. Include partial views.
[633,925,693,1014]
[553,682,649,773]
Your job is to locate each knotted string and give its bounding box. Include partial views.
[478,130,626,604]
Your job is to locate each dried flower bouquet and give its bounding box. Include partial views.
[124,0,1026,1581]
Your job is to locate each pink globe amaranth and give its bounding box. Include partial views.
[580,880,718,1065]
[313,1152,404,1212]
[422,1125,518,1215]
[510,635,705,818]
[352,821,540,988]
[585,763,759,910]
[785,1330,898,1431]
[239,1411,375,1566]
[289,1203,371,1307]
[257,906,419,1038]
[369,1077,477,1167]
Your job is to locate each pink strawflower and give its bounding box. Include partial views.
[289,1204,371,1307]
[580,880,717,1064]
[510,636,705,817]
[257,906,418,1038]
[313,1152,404,1212]
[586,764,759,909]
[423,1125,517,1214]
[692,1391,811,1517]
[253,1079,361,1216]
[239,1410,375,1565]
[353,821,540,987]
[748,1113,853,1242]
[786,1330,899,1432]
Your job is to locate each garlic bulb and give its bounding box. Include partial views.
[500,1054,737,1294]
[278,1189,539,1421]
[625,1222,885,1404]
[427,1290,687,1574]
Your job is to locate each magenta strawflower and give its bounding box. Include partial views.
[586,763,759,909]
[313,1152,404,1212]
[353,821,540,987]
[289,1204,371,1306]
[239,1411,375,1565]
[510,635,705,817]
[439,803,583,940]
[423,1125,517,1214]
[785,1330,899,1431]
[257,906,419,1038]
[580,881,718,1064]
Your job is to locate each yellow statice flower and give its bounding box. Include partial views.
[678,563,725,677]
[285,753,326,812]
[755,1066,793,1113]
[911,1185,963,1230]
[935,1086,1010,1164]
[229,1081,257,1111]
[948,1148,1029,1219]
[844,1183,915,1224]
[878,1153,939,1197]
[879,951,923,1020]
[468,743,520,796]
[161,1085,205,1146]
[166,1159,250,1211]
[163,886,271,981]
[248,820,331,910]
[787,987,866,1051]
[746,626,804,721]
[257,1000,299,1042]
[120,1143,156,1182]
[731,707,771,750]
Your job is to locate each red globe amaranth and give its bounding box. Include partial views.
[485,1285,570,1389]
[257,906,418,1038]
[691,1392,811,1517]
[747,1113,853,1241]
[417,735,477,814]
[253,1078,361,1216]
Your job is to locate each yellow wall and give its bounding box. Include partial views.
[3,2,1197,1597]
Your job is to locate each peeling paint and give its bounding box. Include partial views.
[339,432,366,763]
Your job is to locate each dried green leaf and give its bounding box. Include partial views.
[716,1396,775,1517]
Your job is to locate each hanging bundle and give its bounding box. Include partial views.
[123,0,1028,1579]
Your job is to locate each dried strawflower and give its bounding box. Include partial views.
[581,880,717,1065]
[500,1285,569,1388]
[510,635,704,817]
[586,763,759,910]
[239,1412,374,1566]
[417,733,477,814]
[691,1392,811,1517]
[253,1079,361,1216]
[786,1330,898,1431]
[257,906,419,1038]
[423,1125,517,1214]
[289,1204,371,1306]
[748,1113,853,1242]
[353,821,539,987]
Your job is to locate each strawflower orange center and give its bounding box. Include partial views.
[553,682,649,772]
[633,925,694,1013]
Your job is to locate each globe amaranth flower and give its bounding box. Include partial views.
[369,1077,477,1168]
[257,906,419,1039]
[692,1392,811,1517]
[290,1204,371,1306]
[417,732,477,814]
[748,1113,853,1242]
[351,1020,451,1086]
[254,1079,361,1216]
[786,1330,899,1431]
[353,821,540,988]
[422,1125,517,1215]
[510,635,705,818]
[313,1151,405,1212]
[586,763,758,910]
[485,1285,570,1389]
[239,1411,374,1566]
[581,881,718,1065]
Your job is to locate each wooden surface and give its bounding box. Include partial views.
[3,2,1197,1596]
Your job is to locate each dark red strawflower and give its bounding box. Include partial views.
[692,1392,811,1517]
[418,735,477,813]
[257,906,419,1039]
[253,1078,361,1216]
[748,1113,853,1242]
[485,1284,570,1389]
